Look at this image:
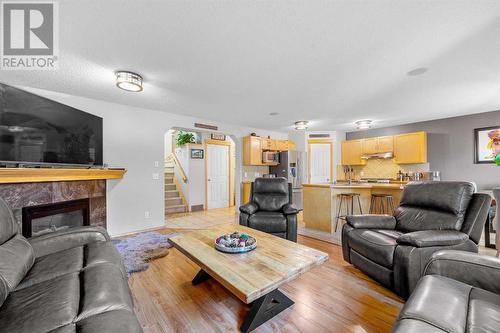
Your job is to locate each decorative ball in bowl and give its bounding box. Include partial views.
[215,232,257,253]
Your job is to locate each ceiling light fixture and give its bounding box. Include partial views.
[294,121,309,130]
[355,120,372,130]
[407,67,428,76]
[269,112,280,116]
[115,71,143,92]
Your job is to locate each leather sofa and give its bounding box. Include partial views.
[342,181,491,299]
[393,250,500,332]
[239,177,299,242]
[0,198,143,333]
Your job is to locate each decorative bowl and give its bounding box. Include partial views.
[215,232,257,253]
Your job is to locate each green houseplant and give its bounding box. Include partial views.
[175,131,196,146]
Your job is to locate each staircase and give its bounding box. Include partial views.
[164,160,188,215]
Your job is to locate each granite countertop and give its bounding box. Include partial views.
[303,183,405,190]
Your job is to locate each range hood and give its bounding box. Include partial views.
[361,152,394,160]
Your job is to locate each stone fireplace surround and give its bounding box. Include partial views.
[0,180,106,234]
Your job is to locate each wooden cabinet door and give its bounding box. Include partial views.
[341,140,365,165]
[362,138,378,154]
[287,140,296,150]
[394,132,427,164]
[276,140,288,151]
[261,138,276,151]
[243,136,263,165]
[377,136,394,152]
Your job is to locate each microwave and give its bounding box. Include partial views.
[262,151,280,164]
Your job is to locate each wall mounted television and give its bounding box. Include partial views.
[0,83,103,166]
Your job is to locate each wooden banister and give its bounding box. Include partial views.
[168,153,188,183]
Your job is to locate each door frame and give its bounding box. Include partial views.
[204,139,233,210]
[307,139,334,183]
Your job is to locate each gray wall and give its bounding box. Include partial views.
[346,110,500,190]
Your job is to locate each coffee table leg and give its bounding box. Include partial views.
[192,269,212,285]
[240,289,294,333]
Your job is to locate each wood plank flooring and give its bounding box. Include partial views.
[129,208,404,333]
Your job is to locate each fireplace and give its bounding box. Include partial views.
[22,198,90,238]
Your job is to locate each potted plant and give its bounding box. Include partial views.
[175,131,196,146]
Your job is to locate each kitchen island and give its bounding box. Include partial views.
[301,182,405,243]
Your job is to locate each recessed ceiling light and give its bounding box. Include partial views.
[294,121,309,130]
[115,71,143,92]
[407,67,428,76]
[355,120,372,130]
[269,112,280,116]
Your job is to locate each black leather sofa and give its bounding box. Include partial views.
[239,177,299,242]
[393,250,500,332]
[342,181,491,299]
[0,198,143,333]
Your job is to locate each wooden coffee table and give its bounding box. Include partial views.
[169,224,328,332]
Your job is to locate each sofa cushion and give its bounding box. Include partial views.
[248,212,287,233]
[84,241,127,278]
[0,235,34,291]
[76,310,143,333]
[15,246,84,291]
[395,181,474,232]
[77,264,134,321]
[252,178,289,211]
[348,229,402,268]
[467,288,500,333]
[0,273,80,333]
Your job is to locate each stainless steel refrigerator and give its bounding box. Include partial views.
[269,151,307,210]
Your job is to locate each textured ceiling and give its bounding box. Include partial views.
[2,0,500,132]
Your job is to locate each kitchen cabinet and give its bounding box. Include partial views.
[362,136,393,154]
[393,131,427,164]
[341,140,366,165]
[243,136,296,166]
[276,140,289,151]
[242,181,252,204]
[243,136,264,165]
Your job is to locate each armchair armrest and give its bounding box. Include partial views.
[397,230,469,248]
[424,250,500,294]
[28,226,110,258]
[239,202,259,215]
[282,203,300,215]
[346,214,396,229]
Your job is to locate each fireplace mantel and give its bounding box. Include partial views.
[0,168,126,184]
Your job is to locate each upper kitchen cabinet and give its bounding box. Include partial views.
[341,140,366,165]
[242,136,296,166]
[393,131,427,164]
[243,136,264,165]
[362,136,393,154]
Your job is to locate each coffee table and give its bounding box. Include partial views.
[169,224,328,332]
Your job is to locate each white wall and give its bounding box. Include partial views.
[21,87,287,236]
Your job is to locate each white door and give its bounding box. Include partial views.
[207,144,229,209]
[309,143,331,183]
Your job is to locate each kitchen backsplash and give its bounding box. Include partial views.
[242,165,269,181]
[339,159,430,180]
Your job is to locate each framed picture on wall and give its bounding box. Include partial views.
[190,148,204,159]
[211,133,226,141]
[474,126,500,164]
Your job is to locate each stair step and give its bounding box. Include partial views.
[165,197,182,206]
[165,178,174,184]
[165,190,180,198]
[165,204,187,214]
[165,184,176,191]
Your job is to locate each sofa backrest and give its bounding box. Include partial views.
[251,177,291,212]
[0,198,34,307]
[395,181,475,233]
[460,193,492,244]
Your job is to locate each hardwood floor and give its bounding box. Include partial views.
[130,209,404,333]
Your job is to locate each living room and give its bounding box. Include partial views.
[0,1,500,333]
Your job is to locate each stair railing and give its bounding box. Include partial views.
[167,153,188,183]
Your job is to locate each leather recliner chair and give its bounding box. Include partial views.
[239,177,299,242]
[392,250,500,332]
[342,181,491,299]
[0,198,143,333]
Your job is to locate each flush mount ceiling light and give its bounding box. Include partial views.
[294,121,309,130]
[269,112,280,116]
[115,71,143,92]
[407,67,428,76]
[355,120,372,130]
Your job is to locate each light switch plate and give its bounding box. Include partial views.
[152,173,160,180]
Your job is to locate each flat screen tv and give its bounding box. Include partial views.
[0,83,103,166]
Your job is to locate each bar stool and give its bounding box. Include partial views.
[335,193,363,232]
[369,193,395,215]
